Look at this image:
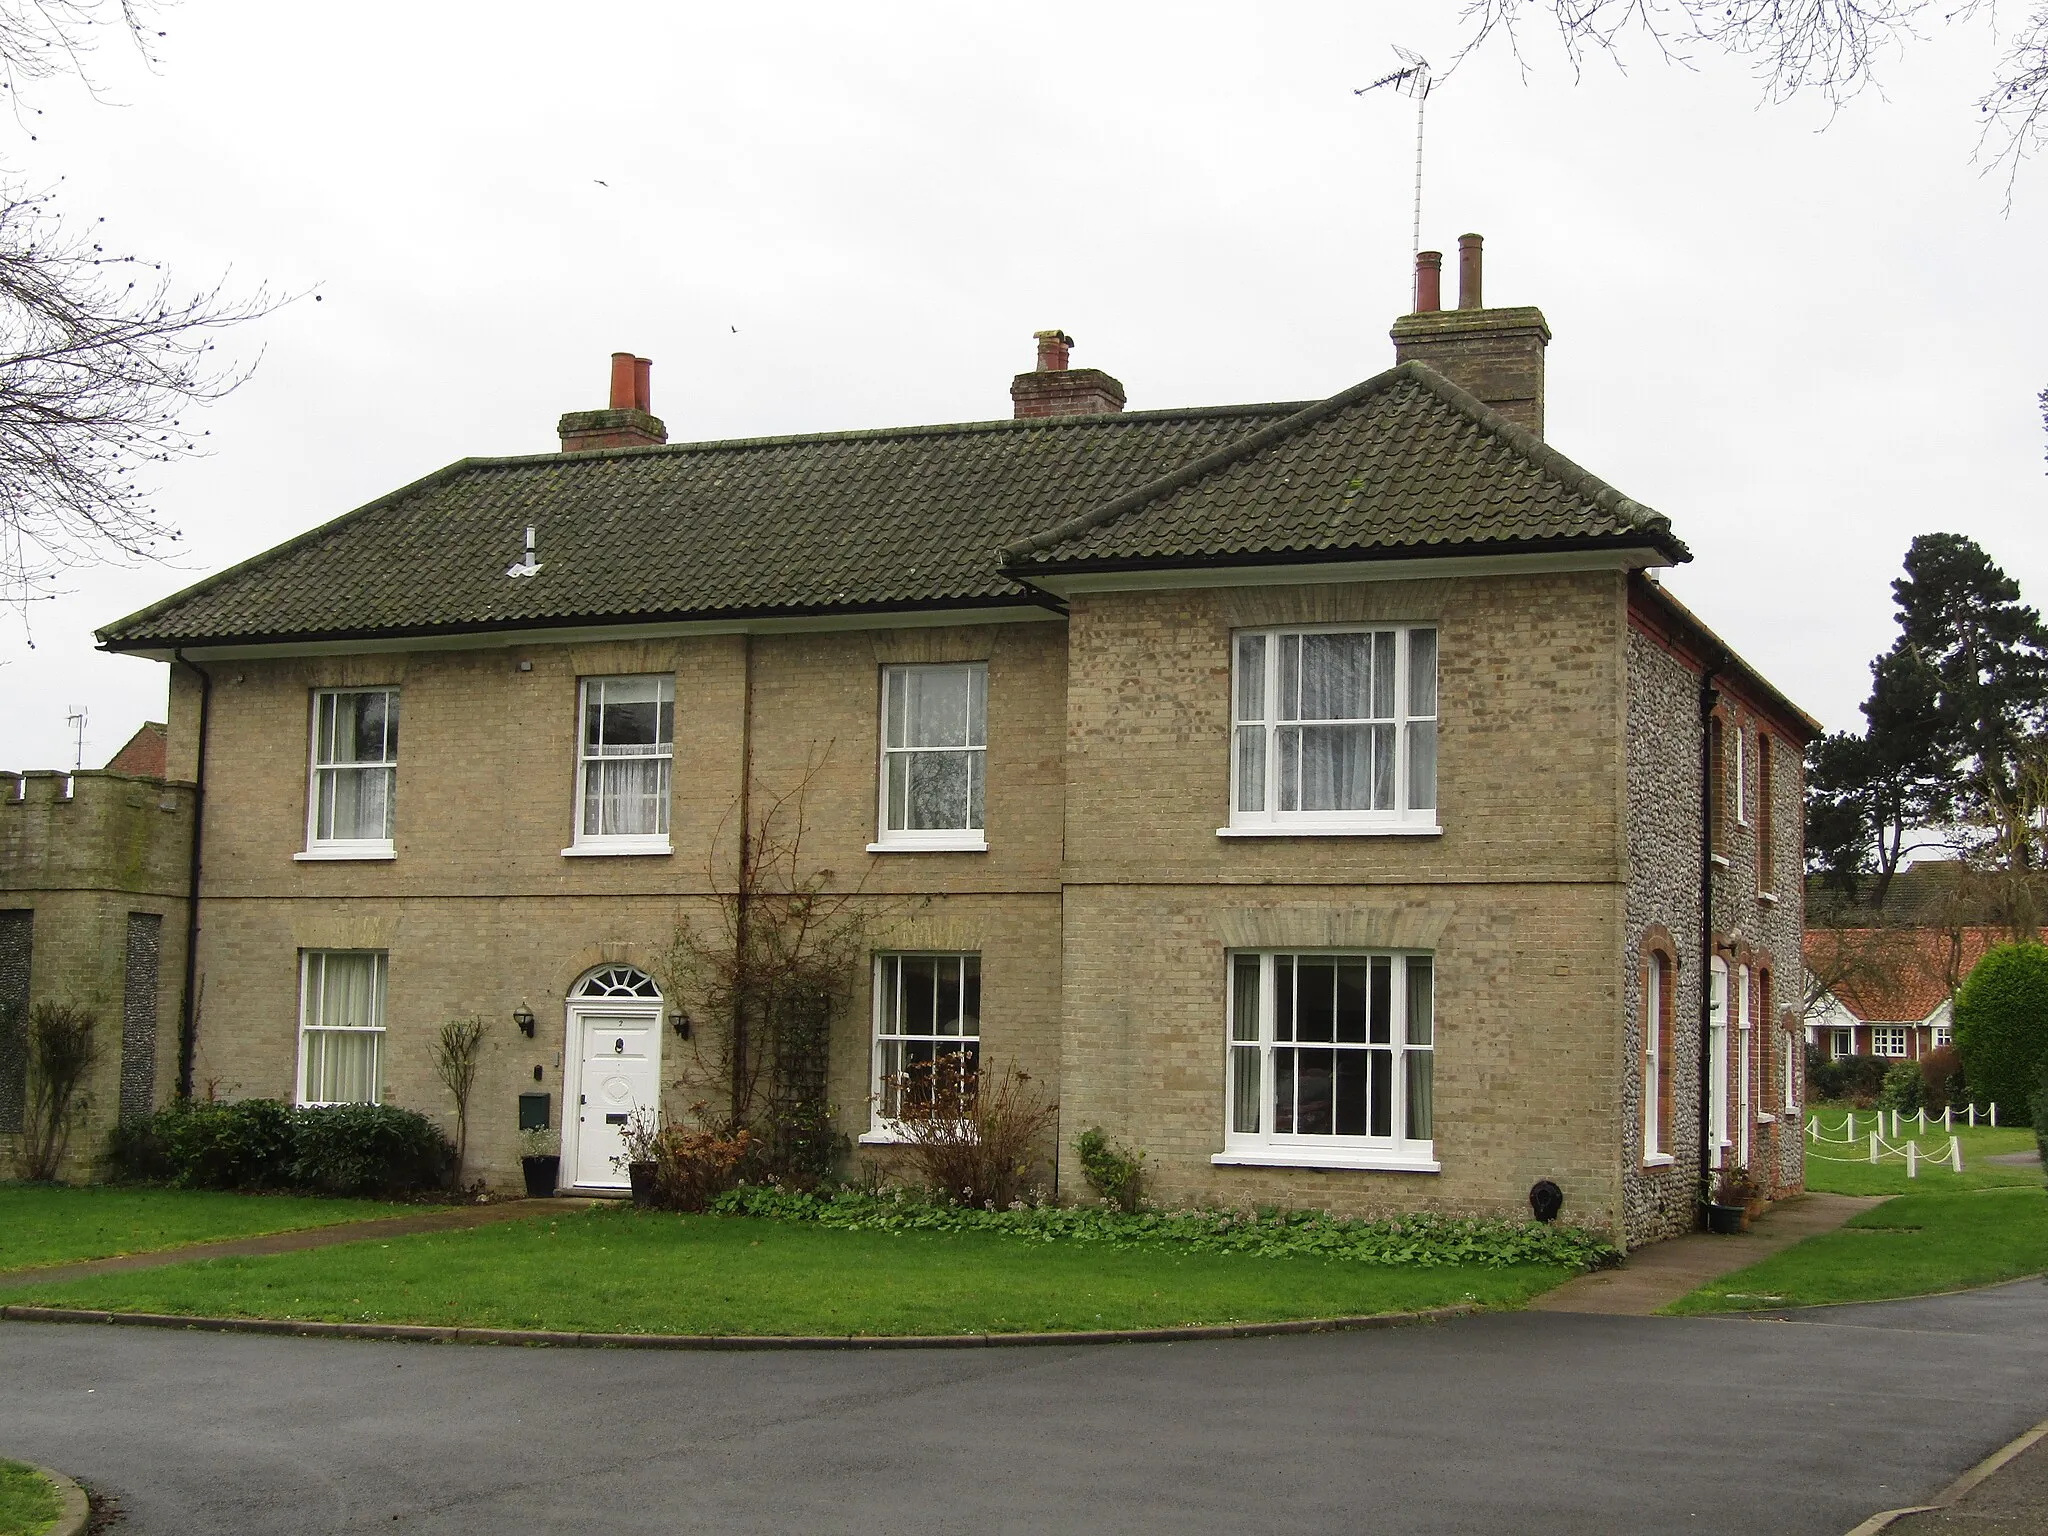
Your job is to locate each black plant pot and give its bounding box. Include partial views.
[521,1155,560,1199]
[1707,1202,1746,1235]
[628,1160,659,1208]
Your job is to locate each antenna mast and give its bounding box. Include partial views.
[1355,47,1434,307]
[66,704,86,770]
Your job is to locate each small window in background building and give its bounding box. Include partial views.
[1872,1026,1908,1058]
[1832,1027,1853,1059]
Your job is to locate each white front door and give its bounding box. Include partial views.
[566,1011,660,1190]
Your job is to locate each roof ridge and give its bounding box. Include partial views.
[1002,360,1684,568]
[470,400,1314,470]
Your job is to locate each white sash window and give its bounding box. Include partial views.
[304,689,398,859]
[569,675,674,855]
[297,950,387,1106]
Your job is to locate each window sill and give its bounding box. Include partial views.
[1211,1149,1440,1173]
[1757,1113,1776,1124]
[1642,1152,1677,1169]
[295,844,395,862]
[561,839,672,858]
[858,1125,972,1146]
[866,837,988,854]
[1710,853,1731,869]
[1756,891,1779,907]
[1216,822,1442,839]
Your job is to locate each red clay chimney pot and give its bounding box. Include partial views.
[633,357,652,414]
[1415,250,1443,313]
[1457,233,1483,310]
[609,352,637,411]
[1033,328,1073,373]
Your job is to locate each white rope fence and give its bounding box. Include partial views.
[1805,1108,2001,1175]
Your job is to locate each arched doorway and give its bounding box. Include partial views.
[560,965,663,1192]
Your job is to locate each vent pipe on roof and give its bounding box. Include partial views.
[561,351,667,452]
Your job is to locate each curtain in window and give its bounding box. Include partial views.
[1230,955,1261,1133]
[302,1029,381,1104]
[315,691,398,841]
[884,666,986,832]
[1405,956,1433,1140]
[581,677,673,837]
[300,952,385,1105]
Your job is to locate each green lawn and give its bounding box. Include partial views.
[1666,1186,2048,1314]
[1801,1114,2040,1197]
[0,1184,411,1274]
[0,1460,61,1536]
[4,1207,1573,1336]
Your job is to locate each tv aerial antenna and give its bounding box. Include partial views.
[1355,47,1433,302]
[65,704,86,770]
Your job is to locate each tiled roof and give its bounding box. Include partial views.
[1806,926,2036,1024]
[1005,362,1684,572]
[99,360,1685,652]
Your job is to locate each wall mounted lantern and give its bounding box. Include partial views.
[670,1012,692,1041]
[513,1002,537,1038]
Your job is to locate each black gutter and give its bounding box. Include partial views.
[171,650,212,1102]
[1696,651,1727,1219]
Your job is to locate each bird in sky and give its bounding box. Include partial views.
[593,179,609,188]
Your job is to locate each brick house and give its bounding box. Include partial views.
[1806,925,2018,1063]
[87,237,1813,1244]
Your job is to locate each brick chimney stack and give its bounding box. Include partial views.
[1010,329,1126,419]
[559,351,668,452]
[1390,234,1551,438]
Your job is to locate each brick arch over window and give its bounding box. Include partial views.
[1640,925,1680,1165]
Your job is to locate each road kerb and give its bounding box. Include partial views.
[4,1458,90,1536]
[1841,1415,2048,1535]
[0,1299,1478,1351]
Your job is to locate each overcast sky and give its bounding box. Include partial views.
[3,0,2044,771]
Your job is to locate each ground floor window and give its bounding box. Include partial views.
[1831,1027,1854,1059]
[1933,1022,1952,1049]
[1223,950,1434,1166]
[1872,1026,1908,1058]
[872,952,980,1124]
[297,950,388,1105]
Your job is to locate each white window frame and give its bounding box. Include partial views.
[1221,625,1440,838]
[1708,956,1730,1167]
[1831,1027,1854,1059]
[1782,1028,1799,1113]
[1213,949,1438,1172]
[564,674,674,857]
[1872,1026,1908,1058]
[860,951,981,1142]
[1932,1021,1953,1049]
[1736,963,1753,1167]
[296,949,388,1107]
[1643,950,1671,1165]
[870,664,988,853]
[1732,723,1749,826]
[299,687,399,861]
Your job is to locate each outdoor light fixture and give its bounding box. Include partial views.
[513,1002,537,1038]
[670,1012,692,1041]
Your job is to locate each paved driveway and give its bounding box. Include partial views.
[5,1279,2047,1535]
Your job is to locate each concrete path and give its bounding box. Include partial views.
[6,1277,2047,1535]
[1878,1425,2048,1534]
[1985,1149,2042,1167]
[0,1198,592,1291]
[1530,1192,1883,1314]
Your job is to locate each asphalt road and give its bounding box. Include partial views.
[5,1280,2047,1535]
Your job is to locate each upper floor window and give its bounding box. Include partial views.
[1226,627,1437,835]
[569,675,673,855]
[1217,950,1436,1171]
[1732,721,1748,826]
[873,664,987,852]
[1756,733,1776,890]
[304,689,398,859]
[298,949,387,1106]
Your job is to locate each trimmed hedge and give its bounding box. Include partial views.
[108,1099,455,1196]
[1806,1051,1893,1105]
[711,1185,1623,1270]
[1953,942,2048,1121]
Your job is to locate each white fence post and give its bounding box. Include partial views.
[1991,1102,1998,1127]
[1951,1137,1963,1172]
[1969,1104,1977,1127]
[1871,1131,1881,1164]
[1892,1109,1901,1137]
[1943,1106,1952,1131]
[1907,1141,1917,1178]
[1917,1107,1927,1133]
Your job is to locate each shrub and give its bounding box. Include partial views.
[1806,1052,1891,1107]
[1074,1126,1146,1212]
[287,1103,456,1196]
[106,1098,453,1196]
[2032,1058,2048,1173]
[19,1002,100,1180]
[1953,941,2048,1120]
[886,1057,1059,1208]
[1877,1061,1924,1114]
[649,1124,755,1212]
[713,1185,1624,1271]
[1919,1046,1965,1113]
[432,1015,487,1185]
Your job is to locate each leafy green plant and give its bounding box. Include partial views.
[648,1124,755,1212]
[1074,1126,1146,1212]
[432,1014,487,1187]
[287,1104,456,1196]
[1953,941,2048,1119]
[517,1126,559,1160]
[107,1099,453,1196]
[155,1099,295,1188]
[711,1185,1622,1271]
[1877,1060,1924,1114]
[19,1001,100,1181]
[1919,1045,1965,1113]
[2032,1058,2048,1176]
